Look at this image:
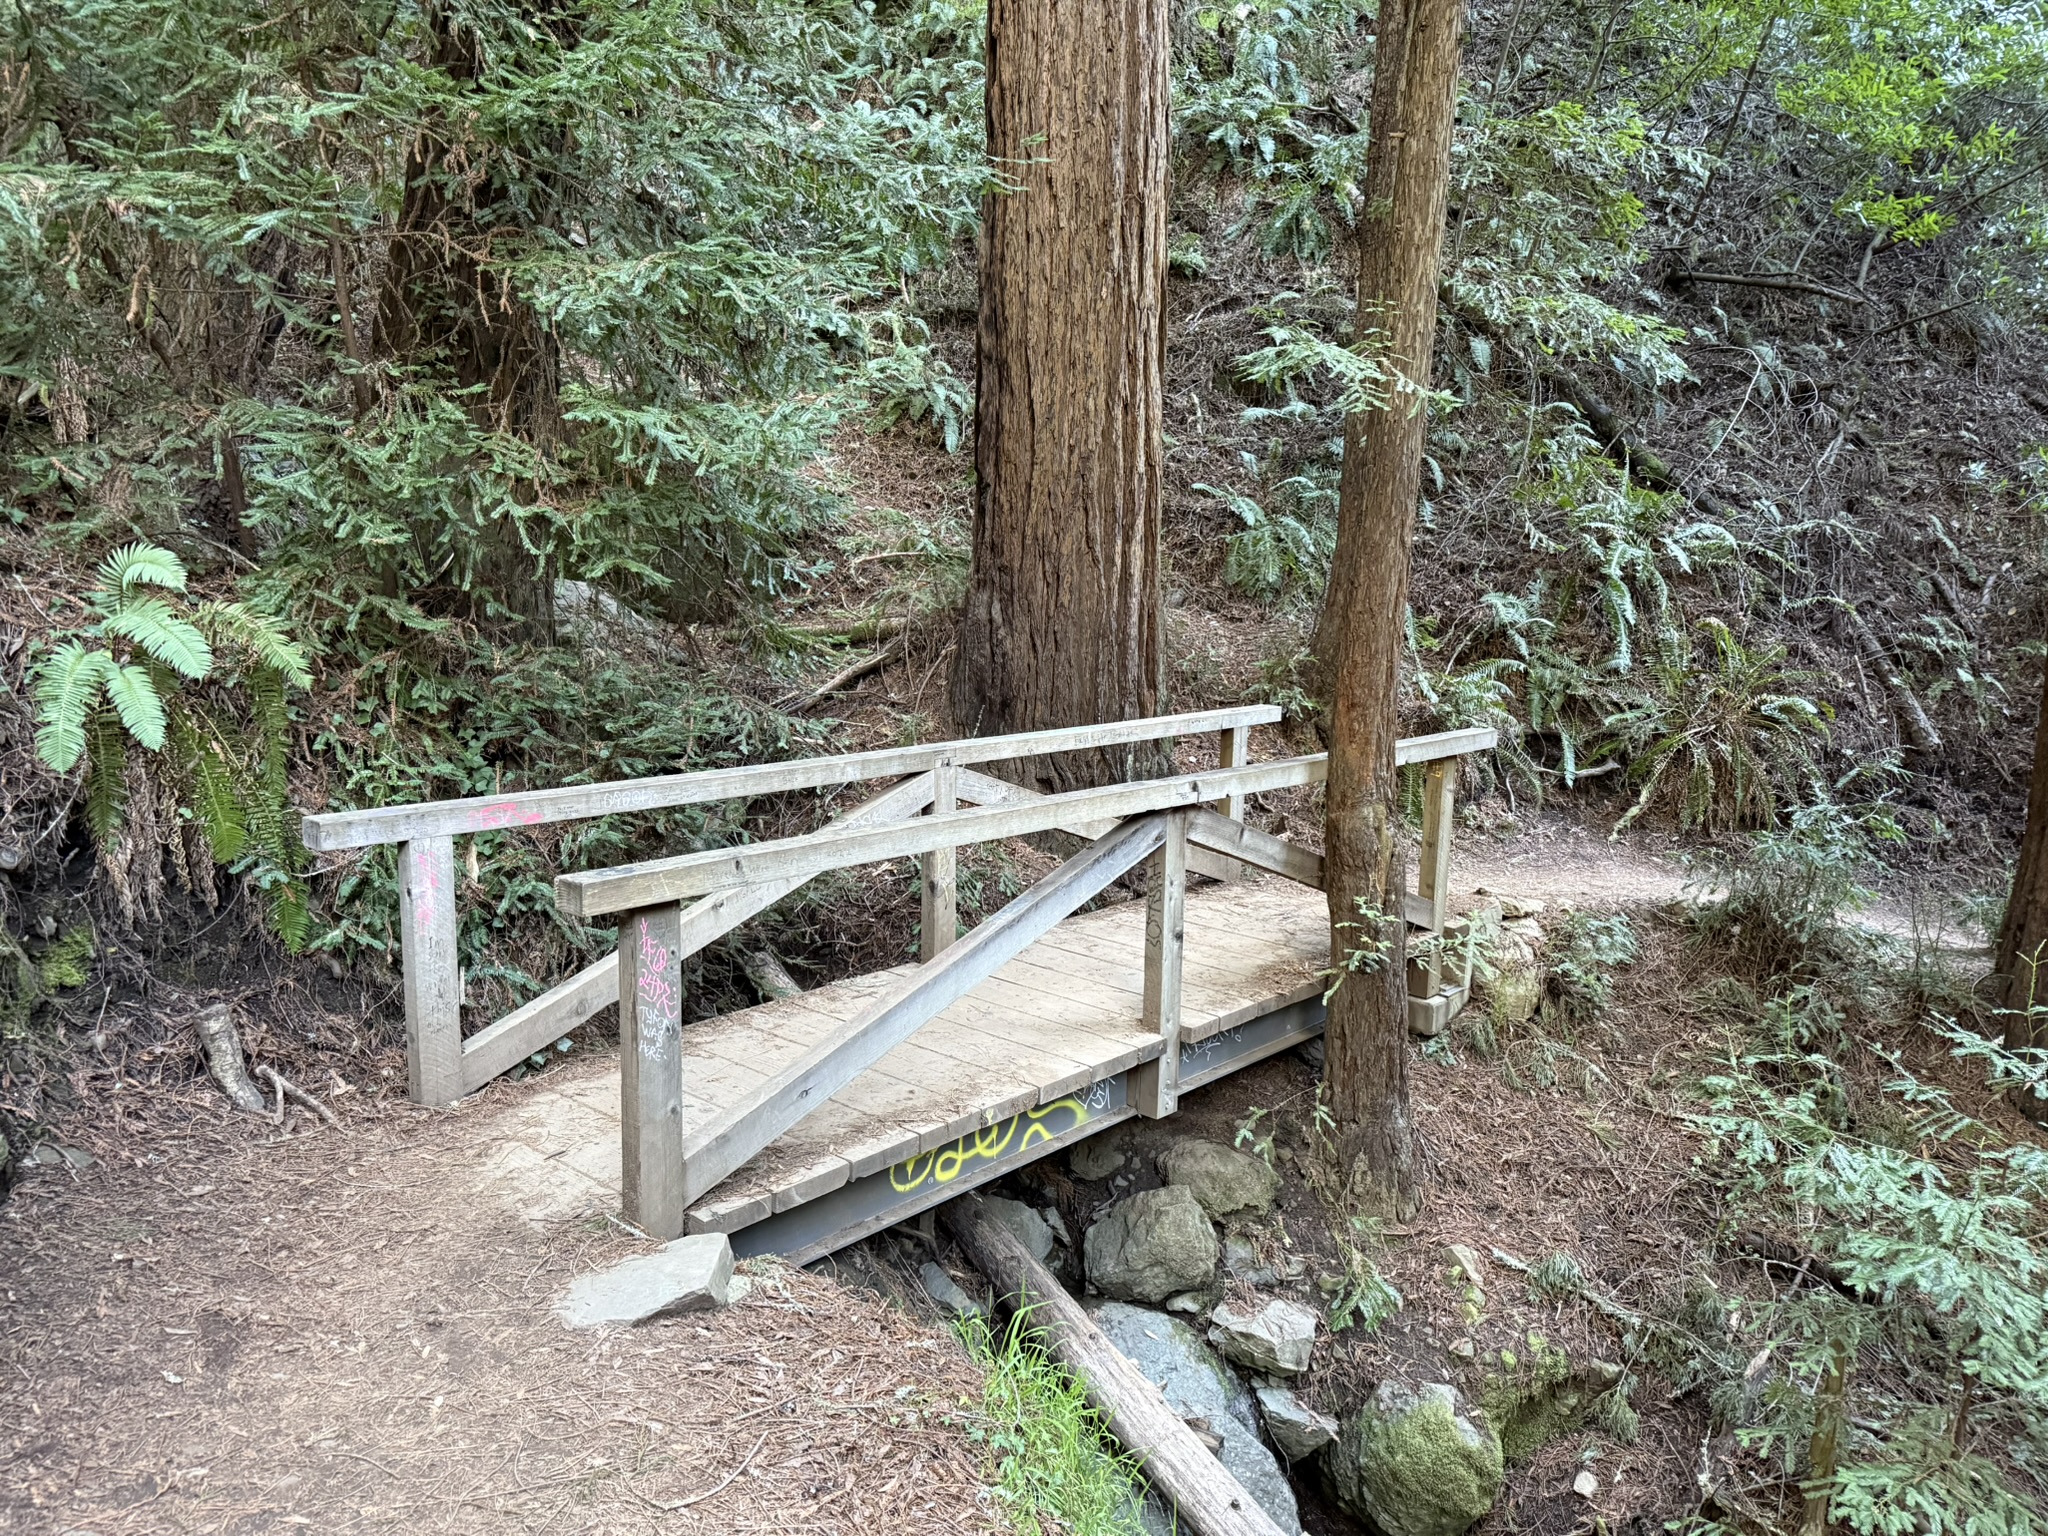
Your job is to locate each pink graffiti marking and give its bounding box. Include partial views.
[473,800,547,831]
[635,917,680,1027]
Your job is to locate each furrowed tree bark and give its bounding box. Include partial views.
[952,0,1169,793]
[1315,0,1463,1216]
[1996,639,2048,1121]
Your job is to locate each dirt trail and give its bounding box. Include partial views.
[0,1056,997,1536]
[1453,823,1986,953]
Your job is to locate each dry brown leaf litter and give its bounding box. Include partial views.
[0,1085,1002,1536]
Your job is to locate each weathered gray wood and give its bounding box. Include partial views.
[1216,722,1251,824]
[453,773,936,1097]
[460,952,617,1094]
[921,759,959,961]
[1395,725,1497,766]
[300,705,1282,850]
[619,901,688,1237]
[557,757,1327,917]
[673,816,1169,1205]
[944,1198,1290,1536]
[1184,809,1324,886]
[399,836,464,1105]
[952,768,1239,883]
[1408,758,1456,1000]
[1133,812,1188,1119]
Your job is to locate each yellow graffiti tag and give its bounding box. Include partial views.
[889,1097,1091,1194]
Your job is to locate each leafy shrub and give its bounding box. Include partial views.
[1691,799,1901,980]
[1692,1026,2048,1536]
[864,316,971,453]
[1606,620,1829,834]
[1196,475,1336,599]
[1545,912,1640,1027]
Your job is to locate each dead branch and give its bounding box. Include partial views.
[780,634,907,713]
[1676,268,1865,304]
[1846,608,1943,754]
[259,1065,342,1130]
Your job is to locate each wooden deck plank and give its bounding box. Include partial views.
[673,879,1330,1226]
[1027,919,1317,1039]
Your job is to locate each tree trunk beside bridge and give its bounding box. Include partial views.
[1318,0,1464,1216]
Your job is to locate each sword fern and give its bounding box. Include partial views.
[29,542,314,945]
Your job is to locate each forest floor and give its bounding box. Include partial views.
[0,1071,999,1536]
[0,812,1995,1536]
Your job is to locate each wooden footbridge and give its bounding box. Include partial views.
[301,709,1493,1260]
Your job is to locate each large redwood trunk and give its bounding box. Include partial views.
[1996,645,2048,1118]
[950,0,1169,792]
[1318,0,1464,1216]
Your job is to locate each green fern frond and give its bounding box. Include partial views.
[193,601,313,689]
[104,596,213,679]
[269,879,311,952]
[97,541,188,597]
[30,641,112,772]
[102,662,168,751]
[170,710,248,862]
[83,710,129,841]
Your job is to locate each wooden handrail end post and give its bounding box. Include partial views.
[399,835,464,1106]
[620,901,689,1239]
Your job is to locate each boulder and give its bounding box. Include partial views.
[919,1262,986,1322]
[1479,1331,1607,1462]
[1323,1380,1504,1536]
[1476,914,1546,1028]
[982,1196,1055,1264]
[1209,1297,1319,1376]
[1256,1385,1339,1461]
[1222,1235,1279,1287]
[1090,1301,1299,1534]
[1158,1138,1279,1219]
[556,1234,733,1328]
[1069,1133,1127,1182]
[1084,1185,1218,1303]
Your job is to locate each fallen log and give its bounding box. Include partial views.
[942,1195,1290,1536]
[1847,609,1943,754]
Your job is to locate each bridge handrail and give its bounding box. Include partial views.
[553,726,1496,918]
[298,704,1284,852]
[609,723,1499,1231]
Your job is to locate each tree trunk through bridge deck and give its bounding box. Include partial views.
[466,879,1327,1258]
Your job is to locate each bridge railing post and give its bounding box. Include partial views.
[920,758,959,961]
[619,900,688,1239]
[1211,724,1251,883]
[399,835,464,1106]
[1133,810,1189,1119]
[1405,759,1458,1034]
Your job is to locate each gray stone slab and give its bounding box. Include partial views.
[556,1234,733,1328]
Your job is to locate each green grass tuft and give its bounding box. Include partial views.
[957,1313,1151,1536]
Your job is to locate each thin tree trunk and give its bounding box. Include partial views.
[951,0,1169,793]
[1317,0,1464,1217]
[1996,641,2048,1120]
